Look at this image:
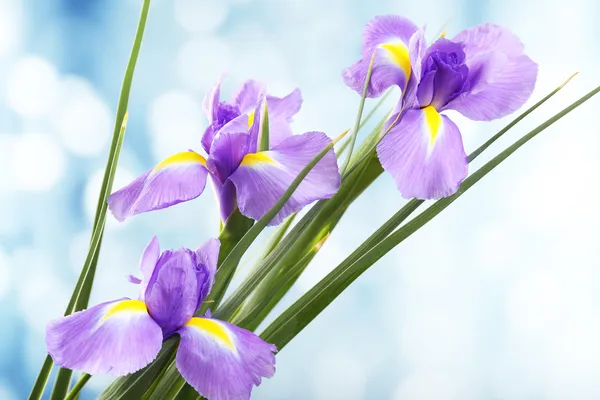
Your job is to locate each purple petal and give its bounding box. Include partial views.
[176,317,277,400]
[144,249,202,336]
[343,15,419,97]
[203,78,222,124]
[202,102,243,154]
[131,236,161,300]
[265,88,302,148]
[229,131,340,226]
[195,238,221,308]
[108,151,209,222]
[207,132,252,184]
[377,107,468,199]
[232,80,266,114]
[447,23,538,120]
[46,299,162,376]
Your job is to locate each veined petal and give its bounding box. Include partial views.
[265,88,303,147]
[176,317,277,400]
[195,238,221,308]
[343,15,419,97]
[447,23,538,120]
[377,107,468,199]
[46,299,162,376]
[232,80,266,114]
[203,78,223,124]
[107,151,209,222]
[144,248,201,336]
[207,132,252,184]
[229,131,340,226]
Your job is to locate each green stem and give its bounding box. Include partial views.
[63,374,90,400]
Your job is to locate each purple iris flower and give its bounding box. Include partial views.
[343,16,538,199]
[46,237,277,400]
[108,79,341,226]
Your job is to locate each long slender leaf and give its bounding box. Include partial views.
[340,51,375,176]
[261,83,600,350]
[231,73,576,331]
[32,1,152,398]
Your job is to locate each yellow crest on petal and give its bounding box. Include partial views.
[103,299,148,320]
[247,110,256,129]
[241,152,279,167]
[423,105,442,150]
[378,41,411,79]
[186,318,235,350]
[153,151,207,173]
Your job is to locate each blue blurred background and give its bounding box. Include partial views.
[1,0,600,398]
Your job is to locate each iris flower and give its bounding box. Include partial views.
[108,79,340,226]
[344,16,538,199]
[46,237,277,400]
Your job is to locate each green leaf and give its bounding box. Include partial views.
[210,130,348,321]
[261,82,600,350]
[340,51,376,176]
[258,100,270,152]
[32,1,152,398]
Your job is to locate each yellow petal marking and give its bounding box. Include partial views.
[378,41,411,79]
[153,151,207,172]
[103,299,148,320]
[423,105,442,149]
[247,110,256,129]
[241,152,279,167]
[186,318,235,350]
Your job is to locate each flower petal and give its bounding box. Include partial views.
[447,23,538,120]
[264,88,302,148]
[207,132,252,184]
[232,80,266,114]
[377,107,468,199]
[229,131,340,226]
[46,299,162,376]
[107,151,209,222]
[176,317,277,400]
[203,78,222,123]
[131,236,161,300]
[144,248,202,336]
[195,238,221,307]
[343,15,419,97]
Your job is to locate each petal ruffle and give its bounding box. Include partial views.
[176,317,277,400]
[446,23,538,120]
[228,131,340,226]
[343,15,419,98]
[232,80,266,114]
[377,107,468,199]
[46,299,162,376]
[107,151,209,222]
[144,248,203,336]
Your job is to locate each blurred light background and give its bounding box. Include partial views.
[1,0,599,399]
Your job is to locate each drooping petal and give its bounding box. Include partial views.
[377,107,468,199]
[195,238,221,308]
[107,151,209,222]
[232,80,266,114]
[206,132,252,184]
[343,15,419,97]
[46,299,162,376]
[447,23,538,120]
[229,131,340,226]
[176,317,277,400]
[144,248,202,336]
